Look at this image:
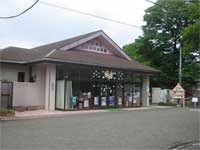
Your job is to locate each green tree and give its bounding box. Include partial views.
[124,0,200,89]
[182,0,200,55]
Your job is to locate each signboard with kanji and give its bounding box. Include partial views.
[171,83,185,99]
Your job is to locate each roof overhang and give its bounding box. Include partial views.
[0,58,160,74]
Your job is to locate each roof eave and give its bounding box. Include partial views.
[0,58,160,74]
[41,58,160,74]
[0,59,26,64]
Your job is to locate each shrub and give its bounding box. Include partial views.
[0,108,15,116]
[0,79,11,83]
[158,102,176,106]
[185,101,200,108]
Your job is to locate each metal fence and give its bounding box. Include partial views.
[0,82,13,109]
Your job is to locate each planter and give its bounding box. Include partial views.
[0,109,15,117]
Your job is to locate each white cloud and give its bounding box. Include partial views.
[0,0,153,49]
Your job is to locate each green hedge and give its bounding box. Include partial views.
[0,108,15,116]
[158,102,176,106]
[0,79,12,83]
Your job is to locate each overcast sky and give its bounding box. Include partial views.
[0,0,154,49]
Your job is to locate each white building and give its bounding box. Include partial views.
[0,30,159,111]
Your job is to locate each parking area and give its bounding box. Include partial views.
[0,108,199,150]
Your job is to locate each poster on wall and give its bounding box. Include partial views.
[133,99,137,104]
[84,100,89,108]
[70,96,77,108]
[118,97,122,106]
[101,97,107,106]
[109,96,115,106]
[79,102,83,109]
[128,96,132,102]
[94,97,99,106]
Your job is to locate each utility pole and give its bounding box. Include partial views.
[179,46,182,85]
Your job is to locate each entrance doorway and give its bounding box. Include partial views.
[55,80,72,110]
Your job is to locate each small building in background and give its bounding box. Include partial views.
[152,88,170,104]
[192,79,200,101]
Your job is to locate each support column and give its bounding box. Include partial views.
[142,75,150,107]
[45,64,56,111]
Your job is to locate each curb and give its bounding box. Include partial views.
[0,106,175,121]
[169,139,200,150]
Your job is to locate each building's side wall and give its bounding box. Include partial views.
[0,63,46,110]
[0,64,29,82]
[13,82,44,109]
[152,88,162,103]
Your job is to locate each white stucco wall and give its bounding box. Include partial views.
[142,75,150,106]
[11,64,46,108]
[0,64,29,82]
[45,64,56,110]
[152,88,162,103]
[13,82,44,107]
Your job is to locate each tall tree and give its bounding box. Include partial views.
[124,0,200,89]
[182,0,200,56]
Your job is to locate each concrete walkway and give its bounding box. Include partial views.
[1,106,174,121]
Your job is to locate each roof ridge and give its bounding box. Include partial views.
[1,46,29,50]
[31,30,102,50]
[45,49,57,57]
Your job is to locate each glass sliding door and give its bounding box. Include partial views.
[56,80,65,110]
[124,84,133,107]
[116,83,123,107]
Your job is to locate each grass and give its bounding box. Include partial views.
[107,107,122,112]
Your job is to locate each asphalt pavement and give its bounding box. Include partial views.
[0,108,199,150]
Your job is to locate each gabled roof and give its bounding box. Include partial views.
[0,30,160,73]
[0,30,104,62]
[46,50,159,73]
[32,30,101,53]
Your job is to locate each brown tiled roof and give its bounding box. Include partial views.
[31,30,101,53]
[0,30,102,61]
[46,50,159,73]
[0,47,32,61]
[0,31,160,73]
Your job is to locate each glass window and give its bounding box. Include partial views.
[56,67,64,80]
[29,66,37,82]
[18,72,25,82]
